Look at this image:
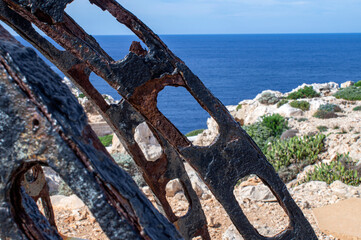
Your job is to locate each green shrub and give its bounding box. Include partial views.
[313,103,341,119]
[258,92,279,105]
[353,106,361,111]
[334,86,361,101]
[304,154,361,186]
[266,134,326,182]
[313,110,338,119]
[318,103,342,112]
[243,122,274,151]
[287,86,320,99]
[185,129,204,137]
[261,114,288,137]
[243,114,288,151]
[354,81,361,87]
[99,134,113,147]
[297,118,308,122]
[277,99,289,108]
[317,126,328,132]
[112,153,146,187]
[236,104,242,111]
[290,100,310,111]
[78,93,85,98]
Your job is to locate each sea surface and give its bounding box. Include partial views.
[17,34,361,134]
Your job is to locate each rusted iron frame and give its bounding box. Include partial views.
[0,4,210,239]
[0,48,142,240]
[0,27,183,239]
[1,0,318,239]
[22,165,57,229]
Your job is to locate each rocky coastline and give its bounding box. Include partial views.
[50,78,361,239]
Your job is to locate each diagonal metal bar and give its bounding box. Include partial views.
[0,3,210,239]
[0,26,182,240]
[0,4,210,239]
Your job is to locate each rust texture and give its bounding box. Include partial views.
[0,0,317,239]
[0,28,182,240]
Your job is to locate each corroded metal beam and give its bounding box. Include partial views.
[0,28,182,240]
[0,3,210,239]
[0,0,317,239]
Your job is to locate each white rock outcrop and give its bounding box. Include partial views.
[274,104,303,117]
[193,117,219,146]
[134,122,163,162]
[340,81,354,88]
[287,82,339,97]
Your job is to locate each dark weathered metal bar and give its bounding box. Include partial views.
[0,0,318,239]
[0,28,182,240]
[0,3,210,238]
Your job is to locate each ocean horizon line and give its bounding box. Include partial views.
[92,32,361,37]
[12,32,361,38]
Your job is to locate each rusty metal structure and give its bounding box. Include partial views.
[0,1,318,239]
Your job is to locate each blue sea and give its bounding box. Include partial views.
[17,34,361,134]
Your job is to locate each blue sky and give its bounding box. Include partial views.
[3,0,361,35]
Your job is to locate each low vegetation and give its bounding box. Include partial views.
[277,99,288,108]
[297,117,308,122]
[318,103,342,112]
[265,134,326,182]
[287,86,320,99]
[317,126,328,132]
[313,110,338,119]
[304,154,361,186]
[243,122,274,151]
[354,80,361,87]
[112,153,146,187]
[185,129,205,137]
[313,103,341,119]
[236,104,242,111]
[258,92,279,105]
[261,114,288,137]
[243,114,288,151]
[99,134,113,147]
[353,106,361,111]
[290,100,310,111]
[334,86,361,101]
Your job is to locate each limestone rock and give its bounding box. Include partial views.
[109,134,127,154]
[330,180,361,198]
[134,122,163,162]
[51,194,85,210]
[184,163,211,198]
[234,100,278,125]
[166,179,183,197]
[341,81,354,88]
[222,225,244,240]
[234,184,276,202]
[280,129,298,140]
[274,104,303,117]
[193,117,219,146]
[308,98,329,112]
